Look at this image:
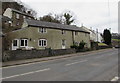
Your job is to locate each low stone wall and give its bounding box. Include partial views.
[52,49,76,56]
[98,46,112,49]
[2,48,76,62]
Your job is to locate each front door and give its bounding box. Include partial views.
[62,39,66,49]
[12,39,19,50]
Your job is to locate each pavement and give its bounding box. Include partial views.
[2,48,113,67]
[1,48,119,81]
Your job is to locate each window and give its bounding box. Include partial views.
[75,31,78,35]
[28,17,31,19]
[16,14,19,19]
[8,21,12,26]
[23,16,26,19]
[39,39,47,47]
[8,21,12,24]
[39,28,47,33]
[62,39,66,46]
[62,30,66,34]
[17,22,19,26]
[13,39,18,46]
[20,39,28,47]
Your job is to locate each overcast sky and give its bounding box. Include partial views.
[20,0,119,33]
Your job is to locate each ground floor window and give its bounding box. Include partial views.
[13,39,18,46]
[39,39,47,47]
[20,39,28,47]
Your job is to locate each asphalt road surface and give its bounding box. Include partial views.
[1,48,119,81]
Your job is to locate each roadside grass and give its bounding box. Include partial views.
[112,39,120,42]
[98,43,108,46]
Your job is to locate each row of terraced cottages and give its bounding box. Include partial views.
[3,8,91,50]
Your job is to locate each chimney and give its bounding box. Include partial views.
[90,27,92,30]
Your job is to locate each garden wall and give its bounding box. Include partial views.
[2,48,76,62]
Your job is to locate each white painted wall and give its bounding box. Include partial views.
[3,8,12,19]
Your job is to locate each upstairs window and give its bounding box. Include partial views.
[39,39,47,47]
[8,21,12,26]
[75,31,78,35]
[23,16,26,19]
[39,28,47,33]
[62,30,66,34]
[16,13,19,19]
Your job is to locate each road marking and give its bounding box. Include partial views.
[1,68,50,80]
[111,76,119,81]
[65,60,87,66]
[1,60,50,69]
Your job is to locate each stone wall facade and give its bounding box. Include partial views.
[2,48,76,62]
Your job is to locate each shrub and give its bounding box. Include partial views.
[70,44,78,49]
[78,40,86,49]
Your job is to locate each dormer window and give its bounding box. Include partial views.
[39,27,47,33]
[16,13,19,19]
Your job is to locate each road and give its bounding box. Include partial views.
[1,48,119,81]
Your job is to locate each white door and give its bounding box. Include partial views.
[12,39,19,50]
[62,39,66,49]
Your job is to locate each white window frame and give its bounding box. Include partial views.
[13,39,19,47]
[20,39,28,47]
[16,13,20,19]
[38,27,47,33]
[38,39,47,47]
[23,16,26,19]
[62,39,66,46]
[75,31,78,35]
[62,30,66,34]
[8,21,12,26]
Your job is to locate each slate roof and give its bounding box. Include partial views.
[10,8,33,18]
[26,19,90,33]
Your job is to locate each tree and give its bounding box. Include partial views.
[103,29,112,45]
[39,14,62,23]
[39,11,75,25]
[63,12,75,25]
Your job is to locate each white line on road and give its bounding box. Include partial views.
[65,60,87,66]
[1,68,50,80]
[111,76,119,81]
[1,61,47,69]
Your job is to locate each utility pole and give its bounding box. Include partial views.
[81,23,83,27]
[96,28,98,42]
[109,28,111,32]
